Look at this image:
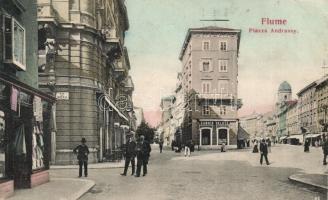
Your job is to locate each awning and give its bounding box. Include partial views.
[279,136,288,140]
[237,125,250,140]
[305,133,321,138]
[104,96,128,121]
[287,134,303,140]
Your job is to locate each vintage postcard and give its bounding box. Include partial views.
[0,0,327,199]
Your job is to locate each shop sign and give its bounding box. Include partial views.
[56,92,69,100]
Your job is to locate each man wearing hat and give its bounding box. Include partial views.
[135,135,151,177]
[121,135,137,176]
[73,137,89,177]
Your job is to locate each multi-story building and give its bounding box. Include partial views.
[285,100,303,144]
[160,95,174,145]
[240,113,258,139]
[276,81,292,140]
[171,73,186,144]
[179,26,242,147]
[315,76,328,133]
[297,81,318,135]
[265,114,277,141]
[286,100,299,136]
[0,1,56,196]
[37,0,135,164]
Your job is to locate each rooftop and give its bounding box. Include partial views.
[179,26,241,60]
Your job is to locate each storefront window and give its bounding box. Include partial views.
[32,97,45,170]
[32,121,45,170]
[0,110,5,178]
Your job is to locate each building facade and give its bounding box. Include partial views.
[160,96,174,146]
[297,81,318,135]
[0,0,56,197]
[179,27,242,147]
[315,76,328,133]
[37,0,135,164]
[276,81,292,140]
[286,100,299,136]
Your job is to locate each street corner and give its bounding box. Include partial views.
[289,173,328,191]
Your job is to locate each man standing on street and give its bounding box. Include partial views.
[159,139,163,153]
[135,135,151,177]
[260,139,270,165]
[73,137,89,177]
[322,134,328,165]
[121,135,137,176]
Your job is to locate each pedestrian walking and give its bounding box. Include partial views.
[135,135,151,177]
[159,139,163,153]
[322,134,328,165]
[304,139,310,152]
[184,140,191,157]
[252,140,259,153]
[260,139,270,165]
[121,136,137,176]
[267,139,272,153]
[73,137,89,177]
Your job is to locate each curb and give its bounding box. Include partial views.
[51,178,95,200]
[289,174,328,191]
[50,163,124,170]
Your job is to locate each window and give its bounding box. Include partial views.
[218,80,229,94]
[202,104,210,115]
[219,60,228,72]
[3,16,26,71]
[220,41,227,51]
[203,61,210,72]
[202,81,211,94]
[200,59,212,72]
[203,41,210,51]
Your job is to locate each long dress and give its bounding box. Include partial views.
[253,141,259,153]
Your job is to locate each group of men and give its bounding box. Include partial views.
[121,135,151,177]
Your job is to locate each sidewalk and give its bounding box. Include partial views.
[289,173,328,191]
[51,160,124,169]
[7,178,95,200]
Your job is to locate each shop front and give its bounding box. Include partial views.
[0,74,55,198]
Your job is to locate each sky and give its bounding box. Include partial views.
[125,0,328,127]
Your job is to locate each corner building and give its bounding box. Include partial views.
[179,27,242,147]
[37,0,135,164]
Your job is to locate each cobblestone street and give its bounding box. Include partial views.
[50,145,327,200]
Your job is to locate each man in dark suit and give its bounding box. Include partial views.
[260,139,270,165]
[73,138,89,177]
[135,135,151,177]
[322,134,328,165]
[121,135,137,176]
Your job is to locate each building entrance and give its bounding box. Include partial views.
[218,129,228,145]
[201,129,211,145]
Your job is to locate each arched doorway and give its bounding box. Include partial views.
[200,128,212,145]
[217,128,229,145]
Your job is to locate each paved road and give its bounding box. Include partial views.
[51,146,327,200]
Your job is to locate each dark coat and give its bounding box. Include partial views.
[260,142,268,155]
[322,139,328,154]
[136,140,151,159]
[124,140,137,158]
[73,144,89,161]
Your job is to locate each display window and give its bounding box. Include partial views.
[0,110,5,178]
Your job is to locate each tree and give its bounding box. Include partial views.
[136,121,155,142]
